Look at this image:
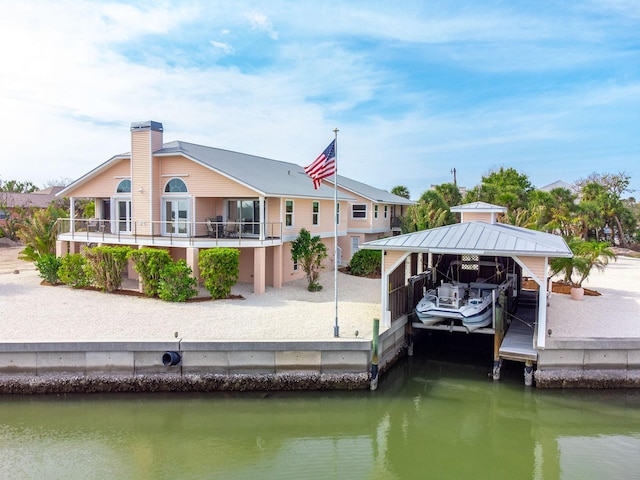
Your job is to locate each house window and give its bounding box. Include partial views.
[116,179,131,193]
[293,259,298,271]
[336,202,340,224]
[312,201,319,225]
[374,205,379,219]
[285,200,294,227]
[165,178,188,193]
[352,204,367,219]
[384,205,388,218]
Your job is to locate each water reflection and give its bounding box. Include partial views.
[1,335,639,479]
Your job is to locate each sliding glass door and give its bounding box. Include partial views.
[227,200,260,235]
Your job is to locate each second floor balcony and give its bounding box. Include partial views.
[56,218,283,249]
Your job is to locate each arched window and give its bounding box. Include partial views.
[164,178,188,193]
[116,179,131,193]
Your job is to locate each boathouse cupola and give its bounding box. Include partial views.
[450,202,507,224]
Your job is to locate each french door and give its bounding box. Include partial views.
[115,199,131,233]
[164,198,189,235]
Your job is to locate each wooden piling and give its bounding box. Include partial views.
[492,290,506,380]
[370,318,380,391]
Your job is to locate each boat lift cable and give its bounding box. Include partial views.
[503,310,535,329]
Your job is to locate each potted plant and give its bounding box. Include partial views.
[550,239,617,300]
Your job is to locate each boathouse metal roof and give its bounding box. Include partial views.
[361,221,572,257]
[450,201,506,214]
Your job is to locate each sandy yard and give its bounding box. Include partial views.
[1,243,639,342]
[0,245,382,342]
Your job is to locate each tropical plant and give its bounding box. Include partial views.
[129,248,173,297]
[463,167,534,211]
[290,228,328,292]
[17,205,67,261]
[433,183,462,208]
[84,245,132,292]
[158,260,198,302]
[550,238,617,288]
[390,185,410,199]
[403,190,454,233]
[199,248,240,299]
[58,253,90,288]
[34,253,62,284]
[0,203,29,241]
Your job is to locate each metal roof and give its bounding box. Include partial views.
[450,201,507,214]
[362,221,572,257]
[325,176,414,205]
[59,139,412,205]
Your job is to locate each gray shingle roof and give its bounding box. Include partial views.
[326,175,414,205]
[59,139,414,206]
[157,141,346,199]
[362,221,572,257]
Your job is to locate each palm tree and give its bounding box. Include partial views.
[550,238,617,288]
[391,185,410,199]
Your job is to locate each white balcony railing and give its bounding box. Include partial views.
[56,218,283,247]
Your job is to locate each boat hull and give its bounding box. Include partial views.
[415,283,496,331]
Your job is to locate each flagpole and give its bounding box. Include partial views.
[333,127,339,338]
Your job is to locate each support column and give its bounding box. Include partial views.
[186,247,200,283]
[272,244,283,289]
[524,360,534,386]
[253,247,266,294]
[56,240,68,257]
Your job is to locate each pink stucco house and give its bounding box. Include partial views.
[56,121,414,293]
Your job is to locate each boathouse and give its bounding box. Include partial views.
[361,202,573,384]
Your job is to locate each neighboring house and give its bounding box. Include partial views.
[56,121,413,294]
[328,176,414,260]
[0,186,64,226]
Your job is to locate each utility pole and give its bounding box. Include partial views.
[451,167,457,186]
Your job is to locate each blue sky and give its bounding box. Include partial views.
[1,1,639,199]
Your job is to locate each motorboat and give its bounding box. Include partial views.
[415,281,499,331]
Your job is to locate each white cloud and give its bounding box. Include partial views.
[0,0,637,198]
[244,10,279,40]
[209,40,234,55]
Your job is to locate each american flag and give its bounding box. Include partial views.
[304,140,336,189]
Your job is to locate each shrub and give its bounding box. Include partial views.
[199,248,240,299]
[158,260,198,302]
[58,253,90,288]
[349,249,382,277]
[128,248,173,297]
[84,246,132,292]
[35,253,62,284]
[290,228,328,292]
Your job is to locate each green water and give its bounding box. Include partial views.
[1,339,640,479]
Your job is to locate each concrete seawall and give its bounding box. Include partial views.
[0,319,409,394]
[536,337,640,388]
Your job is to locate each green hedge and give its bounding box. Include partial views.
[199,248,240,299]
[349,249,382,277]
[84,246,132,292]
[128,248,173,297]
[158,260,198,302]
[58,253,90,288]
